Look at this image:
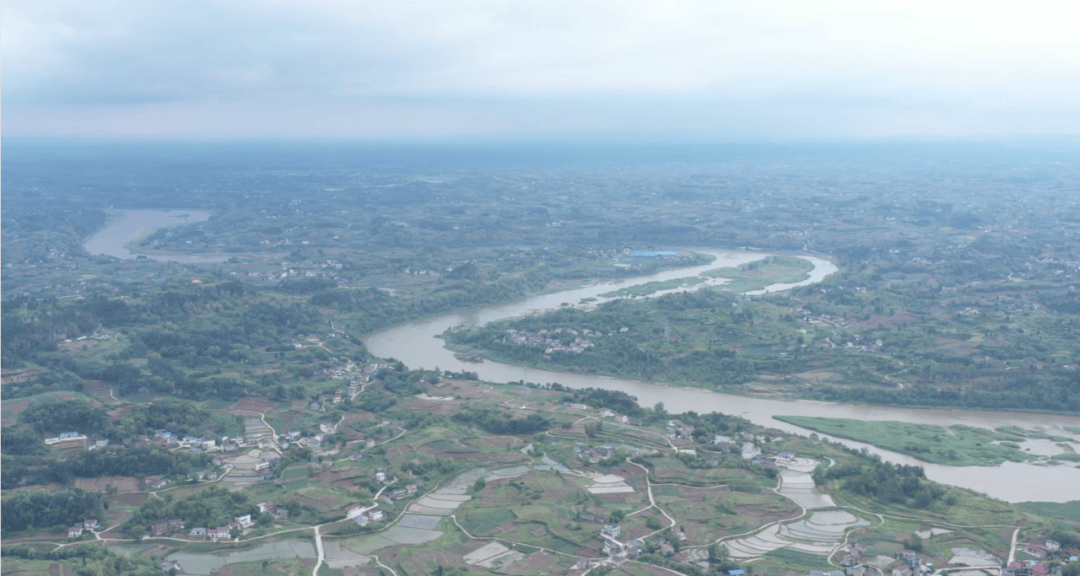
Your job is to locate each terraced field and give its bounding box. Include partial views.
[724,457,869,561]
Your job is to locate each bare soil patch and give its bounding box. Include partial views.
[386,445,413,458]
[296,496,333,512]
[733,503,797,524]
[430,550,468,569]
[12,483,64,492]
[107,404,134,420]
[75,476,141,493]
[396,399,461,415]
[3,400,30,426]
[230,396,275,413]
[323,469,362,483]
[1,367,43,385]
[504,550,555,574]
[82,380,112,397]
[595,493,639,504]
[108,492,149,506]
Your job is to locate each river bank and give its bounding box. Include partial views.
[364,248,1080,502]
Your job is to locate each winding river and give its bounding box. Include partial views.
[82,211,1080,503]
[365,248,1080,503]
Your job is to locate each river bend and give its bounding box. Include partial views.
[365,249,1080,503]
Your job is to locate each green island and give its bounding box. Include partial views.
[772,417,1032,466]
[443,260,1080,414]
[701,256,815,293]
[600,276,708,298]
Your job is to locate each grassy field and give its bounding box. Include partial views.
[597,256,814,298]
[830,484,1036,529]
[763,547,832,570]
[1015,500,1080,523]
[0,557,56,576]
[703,256,814,293]
[599,276,707,298]
[774,416,1030,466]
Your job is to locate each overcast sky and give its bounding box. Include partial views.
[4,0,1079,140]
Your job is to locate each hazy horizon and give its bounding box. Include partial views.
[5,1,1080,140]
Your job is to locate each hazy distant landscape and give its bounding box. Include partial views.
[2,140,1079,576]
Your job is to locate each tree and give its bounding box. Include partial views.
[471,478,486,494]
[584,421,601,438]
[709,542,728,563]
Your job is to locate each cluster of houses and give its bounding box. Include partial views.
[1010,540,1079,576]
[593,527,705,568]
[502,328,597,355]
[143,502,291,542]
[385,483,419,502]
[370,471,419,503]
[890,550,931,576]
[841,542,868,567]
[575,444,619,464]
[41,431,114,453]
[324,359,393,383]
[666,421,695,441]
[148,429,236,454]
[44,431,88,446]
[67,519,101,538]
[578,512,610,524]
[151,518,187,537]
[305,362,388,411]
[347,505,385,527]
[277,428,332,451]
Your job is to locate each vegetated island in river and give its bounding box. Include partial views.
[773,416,1080,467]
[440,255,823,391]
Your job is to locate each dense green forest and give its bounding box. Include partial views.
[815,459,950,508]
[2,448,211,490]
[451,407,552,435]
[1,489,103,533]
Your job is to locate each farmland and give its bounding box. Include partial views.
[3,374,1069,576]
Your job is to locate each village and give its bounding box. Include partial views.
[5,362,1078,576]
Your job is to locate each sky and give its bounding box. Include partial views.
[4,0,1080,140]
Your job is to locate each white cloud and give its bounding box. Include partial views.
[4,0,1079,137]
